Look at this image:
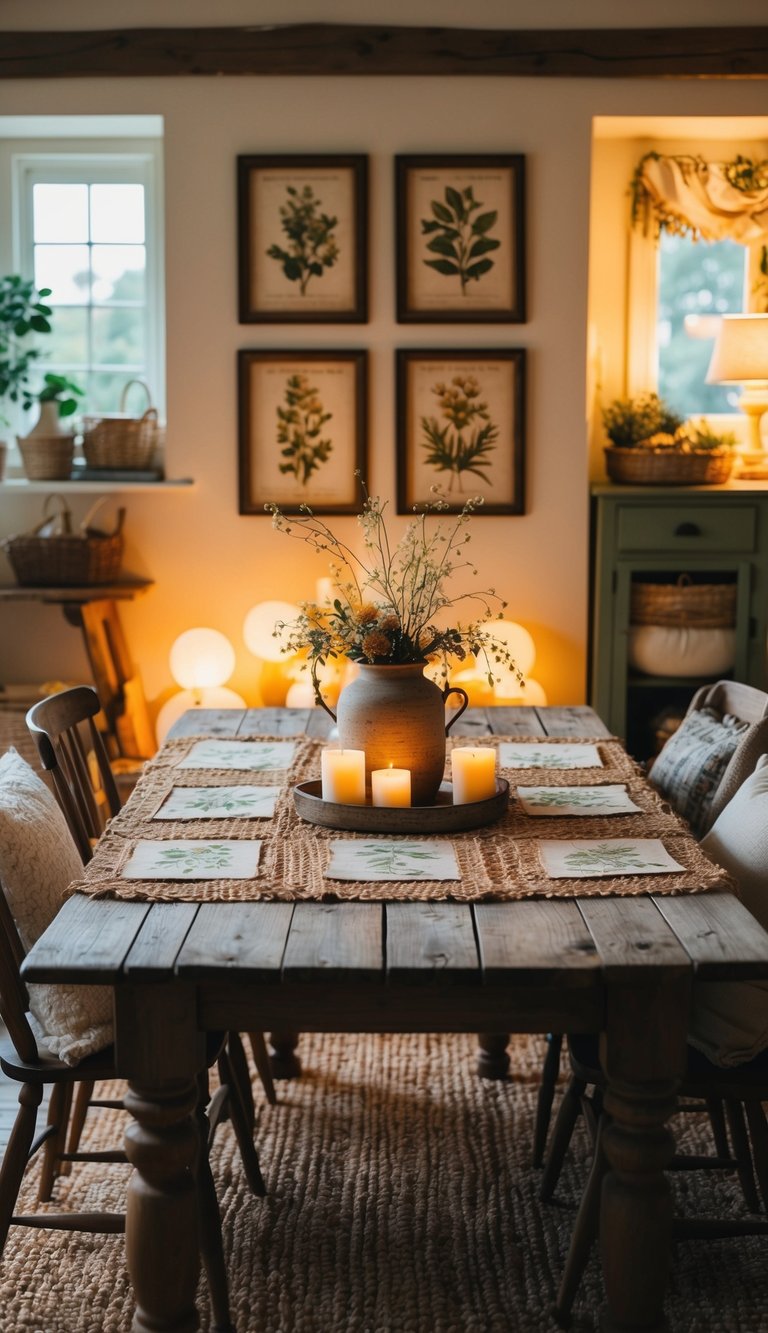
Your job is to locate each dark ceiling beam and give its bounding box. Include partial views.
[1,24,768,80]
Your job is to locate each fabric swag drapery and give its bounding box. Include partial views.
[631,153,768,245]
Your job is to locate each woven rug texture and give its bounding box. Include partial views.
[0,1032,766,1332]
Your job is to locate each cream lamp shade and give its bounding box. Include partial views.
[706,314,768,470]
[155,685,247,745]
[243,600,301,662]
[476,619,536,697]
[169,628,236,690]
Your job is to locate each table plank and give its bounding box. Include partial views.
[475,900,599,985]
[538,705,612,738]
[385,903,479,983]
[22,894,150,983]
[487,706,546,736]
[652,892,768,981]
[123,902,200,978]
[283,903,383,982]
[237,708,311,736]
[175,902,293,980]
[167,708,242,738]
[578,897,690,981]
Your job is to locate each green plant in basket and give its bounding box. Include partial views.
[683,419,737,453]
[38,372,84,419]
[266,478,523,704]
[602,392,684,449]
[0,275,53,425]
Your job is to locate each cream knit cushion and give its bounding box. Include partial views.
[0,748,113,1064]
[689,754,768,1067]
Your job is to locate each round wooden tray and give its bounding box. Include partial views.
[292,778,510,833]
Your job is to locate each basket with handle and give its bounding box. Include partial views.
[630,574,737,629]
[1,494,125,587]
[81,380,160,471]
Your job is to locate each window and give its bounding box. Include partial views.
[15,152,164,420]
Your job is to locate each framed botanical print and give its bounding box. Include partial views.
[395,154,526,323]
[237,154,368,323]
[396,349,526,515]
[238,349,368,515]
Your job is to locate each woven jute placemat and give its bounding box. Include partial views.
[70,734,732,904]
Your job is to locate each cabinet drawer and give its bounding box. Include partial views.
[616,505,757,554]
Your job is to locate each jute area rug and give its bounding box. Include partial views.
[0,1033,766,1333]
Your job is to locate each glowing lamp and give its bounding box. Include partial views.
[495,677,548,706]
[707,314,768,476]
[476,619,536,697]
[169,628,235,691]
[243,600,301,662]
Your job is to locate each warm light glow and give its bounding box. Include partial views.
[477,619,536,695]
[707,314,768,463]
[450,667,495,708]
[168,628,236,690]
[285,681,317,708]
[155,685,246,745]
[371,767,412,808]
[451,747,497,805]
[320,748,366,805]
[243,600,302,662]
[494,676,548,706]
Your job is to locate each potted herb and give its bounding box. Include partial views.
[602,393,735,485]
[0,275,53,477]
[18,372,85,482]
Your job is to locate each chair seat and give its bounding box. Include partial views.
[0,1037,117,1086]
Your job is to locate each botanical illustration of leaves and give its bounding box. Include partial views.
[472,211,498,235]
[424,259,461,277]
[420,186,500,294]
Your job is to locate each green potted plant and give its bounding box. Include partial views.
[18,371,85,482]
[0,274,53,479]
[602,392,735,485]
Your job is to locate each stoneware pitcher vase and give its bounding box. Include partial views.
[320,663,469,806]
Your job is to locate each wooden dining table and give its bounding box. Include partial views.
[21,703,768,1333]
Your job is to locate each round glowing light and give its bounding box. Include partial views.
[155,685,246,745]
[477,619,536,696]
[285,681,317,708]
[169,628,236,690]
[494,676,548,706]
[243,601,301,662]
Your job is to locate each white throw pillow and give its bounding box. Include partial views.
[688,754,768,1067]
[627,626,735,679]
[0,748,113,1065]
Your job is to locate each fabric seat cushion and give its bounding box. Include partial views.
[688,755,768,1068]
[648,705,750,837]
[0,748,113,1065]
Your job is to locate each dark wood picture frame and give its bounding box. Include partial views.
[238,348,367,515]
[237,154,368,323]
[395,154,526,324]
[396,348,526,515]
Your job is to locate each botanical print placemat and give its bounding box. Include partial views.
[176,739,296,771]
[535,838,685,880]
[325,839,460,882]
[121,839,263,881]
[516,785,642,817]
[497,741,604,769]
[151,786,281,821]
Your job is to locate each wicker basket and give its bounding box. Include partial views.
[1,494,125,587]
[81,380,160,471]
[630,575,737,629]
[604,446,733,486]
[17,435,74,481]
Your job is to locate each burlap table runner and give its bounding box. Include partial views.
[69,733,733,904]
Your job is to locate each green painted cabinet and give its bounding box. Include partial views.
[589,482,768,760]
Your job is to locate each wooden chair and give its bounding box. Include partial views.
[0,868,265,1329]
[25,685,276,1180]
[541,1035,768,1326]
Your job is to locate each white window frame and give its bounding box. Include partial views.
[0,134,164,457]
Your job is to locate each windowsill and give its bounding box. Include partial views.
[0,476,194,493]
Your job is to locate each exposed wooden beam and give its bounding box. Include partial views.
[1,24,768,80]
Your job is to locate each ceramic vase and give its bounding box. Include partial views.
[17,400,74,481]
[321,662,469,805]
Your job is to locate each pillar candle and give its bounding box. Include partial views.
[321,748,366,805]
[451,747,497,805]
[371,767,412,808]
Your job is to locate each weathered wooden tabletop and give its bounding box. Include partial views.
[23,706,768,1333]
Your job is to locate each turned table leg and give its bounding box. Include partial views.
[124,1078,201,1333]
[269,1030,302,1078]
[476,1033,510,1079]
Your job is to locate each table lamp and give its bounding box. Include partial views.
[243,599,302,705]
[706,314,768,479]
[155,627,246,744]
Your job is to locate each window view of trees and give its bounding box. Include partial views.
[657,233,746,417]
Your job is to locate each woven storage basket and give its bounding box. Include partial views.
[17,435,74,481]
[1,495,125,587]
[604,446,733,486]
[630,575,737,629]
[82,380,160,471]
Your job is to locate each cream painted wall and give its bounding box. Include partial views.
[1,3,768,721]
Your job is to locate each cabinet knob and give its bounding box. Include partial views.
[674,522,701,537]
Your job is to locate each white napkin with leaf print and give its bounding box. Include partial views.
[325,839,460,882]
[536,838,684,879]
[517,785,641,817]
[498,742,603,769]
[122,839,262,880]
[176,740,296,771]
[152,786,280,820]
